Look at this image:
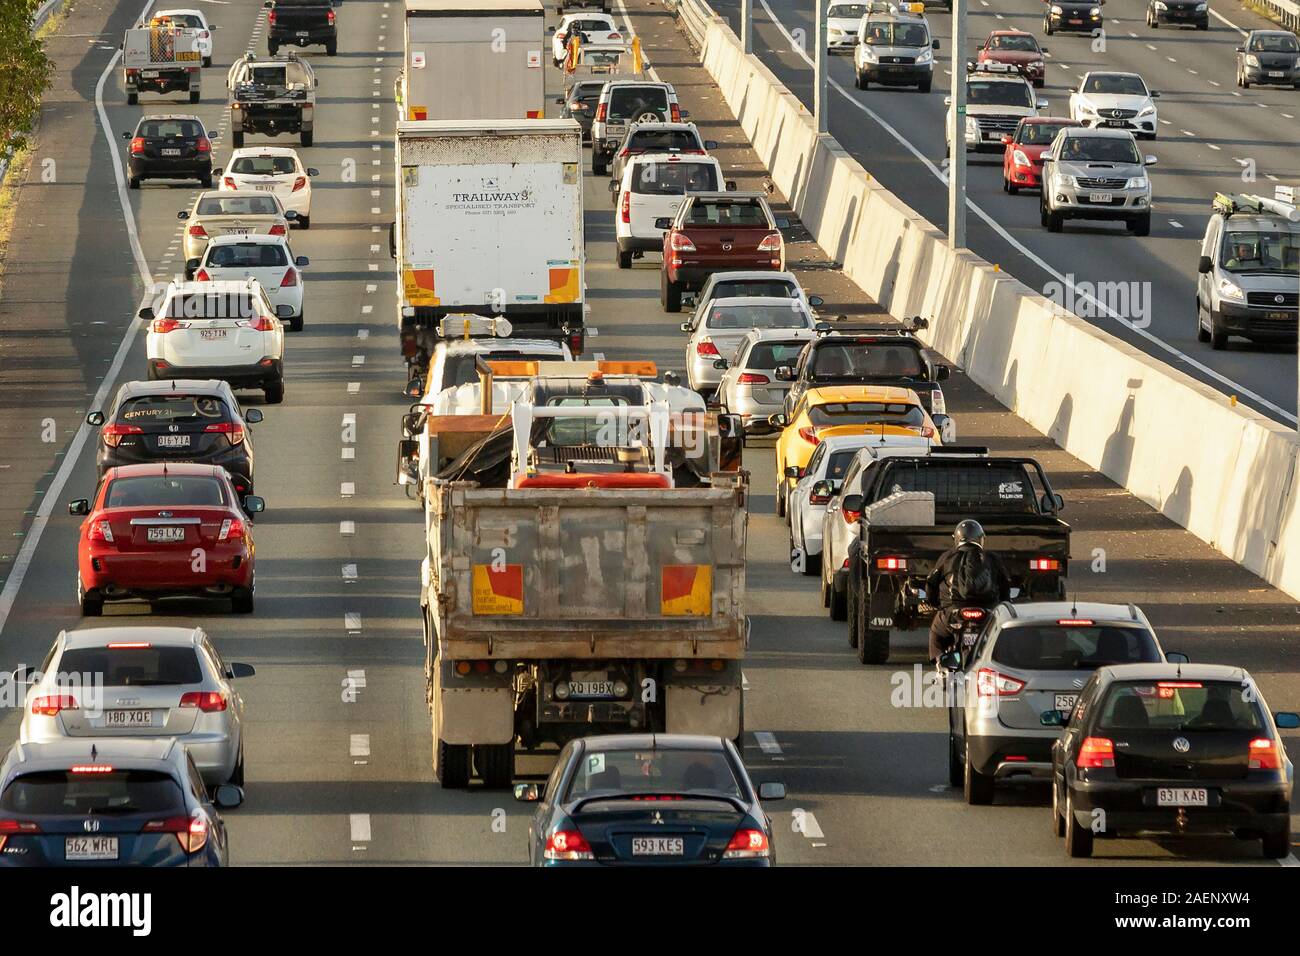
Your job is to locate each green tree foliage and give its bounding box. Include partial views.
[0,0,53,156]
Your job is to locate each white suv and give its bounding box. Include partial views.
[217,147,317,228]
[142,279,288,403]
[614,152,729,269]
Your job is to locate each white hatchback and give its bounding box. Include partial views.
[195,235,308,332]
[614,152,728,269]
[218,147,318,227]
[143,279,288,403]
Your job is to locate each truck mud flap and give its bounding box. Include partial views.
[664,683,741,739]
[433,659,513,746]
[868,575,897,630]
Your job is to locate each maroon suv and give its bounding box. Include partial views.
[658,193,785,312]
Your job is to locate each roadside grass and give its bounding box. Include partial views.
[1237,0,1300,34]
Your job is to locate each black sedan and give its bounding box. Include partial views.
[87,379,261,495]
[123,114,214,189]
[1043,0,1104,35]
[1045,663,1298,859]
[517,734,785,866]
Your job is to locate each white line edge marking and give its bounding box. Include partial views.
[750,0,1297,424]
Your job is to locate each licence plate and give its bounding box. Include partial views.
[569,679,615,697]
[103,708,157,727]
[142,70,159,78]
[297,30,310,36]
[1089,192,1113,203]
[1267,311,1292,320]
[162,148,181,156]
[200,328,227,339]
[1054,693,1078,711]
[1068,18,1082,24]
[65,837,118,861]
[255,185,277,192]
[1157,787,1208,807]
[1270,70,1285,78]
[631,836,684,856]
[226,228,251,235]
[146,526,186,542]
[156,434,190,448]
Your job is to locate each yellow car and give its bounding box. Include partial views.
[771,385,940,517]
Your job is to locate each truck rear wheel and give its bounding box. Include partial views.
[301,130,313,147]
[828,583,847,622]
[473,743,514,789]
[326,40,338,56]
[127,92,138,106]
[435,739,471,788]
[189,88,200,104]
[232,130,244,148]
[660,271,682,312]
[268,41,279,56]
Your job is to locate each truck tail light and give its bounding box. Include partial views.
[280,268,298,287]
[620,190,630,224]
[327,8,336,23]
[101,423,143,447]
[875,556,907,572]
[1077,737,1116,769]
[568,330,584,355]
[1249,738,1282,770]
[670,103,681,122]
[205,421,246,446]
[797,426,820,446]
[737,372,769,384]
[695,338,720,358]
[757,232,783,252]
[670,232,696,252]
[129,137,146,155]
[1029,558,1061,571]
[976,668,1025,698]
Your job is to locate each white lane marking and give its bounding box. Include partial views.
[370,244,381,253]
[358,328,370,338]
[341,482,356,497]
[348,382,361,393]
[755,732,782,755]
[350,814,371,842]
[345,612,362,632]
[1207,143,1221,150]
[1181,129,1195,136]
[0,0,158,642]
[796,810,825,839]
[368,263,378,271]
[1169,220,1183,229]
[1166,56,1176,63]
[1187,69,1196,75]
[742,671,750,690]
[343,564,358,582]
[362,305,373,314]
[342,447,356,460]
[1285,115,1296,120]
[1208,80,1220,86]
[350,734,370,757]
[1145,43,1157,50]
[1209,6,1248,36]
[352,354,366,366]
[340,520,356,535]
[1280,853,1300,867]
[366,284,377,293]
[1267,173,1280,181]
[752,0,1297,424]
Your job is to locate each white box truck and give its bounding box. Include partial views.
[122,26,203,105]
[399,0,546,122]
[391,119,587,374]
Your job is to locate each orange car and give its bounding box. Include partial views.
[771,385,940,517]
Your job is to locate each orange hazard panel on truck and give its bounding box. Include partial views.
[403,267,438,306]
[661,565,712,617]
[472,564,523,615]
[544,267,579,304]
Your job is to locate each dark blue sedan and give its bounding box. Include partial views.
[0,738,242,867]
[517,733,786,866]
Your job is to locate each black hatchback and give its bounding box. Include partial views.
[559,80,607,144]
[124,115,214,189]
[1045,663,1298,859]
[88,379,261,495]
[1043,0,1104,34]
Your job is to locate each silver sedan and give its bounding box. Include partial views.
[682,296,818,396]
[15,626,254,788]
[716,327,816,431]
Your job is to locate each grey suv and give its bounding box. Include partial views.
[1040,127,1156,236]
[943,601,1182,805]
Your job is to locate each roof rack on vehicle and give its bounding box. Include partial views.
[816,316,929,335]
[1211,191,1300,222]
[925,445,990,455]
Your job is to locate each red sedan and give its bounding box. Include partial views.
[975,30,1048,88]
[69,463,263,616]
[1001,117,1081,194]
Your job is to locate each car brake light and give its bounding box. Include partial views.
[70,764,114,774]
[195,268,211,282]
[670,232,696,252]
[842,506,860,524]
[292,176,307,192]
[670,103,681,122]
[595,103,607,121]
[31,694,78,716]
[1156,681,1203,689]
[875,556,907,571]
[144,814,208,853]
[737,372,769,384]
[695,338,720,358]
[196,137,210,153]
[960,608,986,620]
[180,691,227,712]
[107,642,151,649]
[101,423,143,447]
[617,147,629,158]
[976,668,1025,698]
[268,223,287,236]
[280,268,298,287]
[620,190,630,224]
[757,232,782,252]
[268,10,276,25]
[543,829,594,860]
[188,224,208,238]
[151,318,189,333]
[1249,738,1282,770]
[129,137,145,155]
[242,316,276,332]
[608,31,620,38]
[1077,737,1116,769]
[722,828,769,859]
[87,520,114,543]
[1029,558,1061,571]
[223,177,237,189]
[797,426,820,446]
[204,421,246,445]
[218,517,246,541]
[0,819,40,851]
[327,8,335,23]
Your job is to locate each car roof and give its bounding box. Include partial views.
[995,601,1151,626]
[866,12,924,23]
[1081,70,1143,79]
[852,435,938,459]
[989,29,1033,36]
[815,433,882,452]
[708,295,809,309]
[228,146,300,158]
[104,462,227,479]
[1019,116,1079,125]
[806,384,921,403]
[60,626,204,650]
[685,191,766,202]
[116,378,228,399]
[1060,126,1138,139]
[629,121,695,131]
[602,79,672,90]
[578,733,727,752]
[167,279,259,293]
[1097,663,1249,682]
[740,326,818,343]
[708,270,798,284]
[632,151,719,167]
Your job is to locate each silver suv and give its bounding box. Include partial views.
[943,601,1182,805]
[590,80,683,177]
[1039,126,1155,236]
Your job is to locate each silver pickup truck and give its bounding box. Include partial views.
[226,53,317,147]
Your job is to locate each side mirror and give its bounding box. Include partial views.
[69,499,90,516]
[932,38,940,49]
[1040,46,1049,53]
[680,109,690,118]
[263,0,273,7]
[935,414,957,445]
[938,650,961,671]
[725,179,737,191]
[783,465,803,479]
[186,257,201,274]
[654,217,674,230]
[275,304,294,318]
[177,210,190,220]
[86,411,106,427]
[808,295,824,307]
[513,783,542,802]
[811,479,833,498]
[663,370,681,387]
[284,210,298,221]
[704,140,719,149]
[713,358,728,370]
[405,376,426,400]
[295,256,310,267]
[774,365,795,381]
[1036,98,1049,110]
[226,662,256,679]
[1165,651,1190,664]
[1274,712,1300,730]
[121,130,133,140]
[608,179,620,192]
[679,322,692,333]
[936,365,951,381]
[1197,255,1213,274]
[1144,155,1157,167]
[389,220,397,258]
[306,167,319,177]
[138,307,155,321]
[840,493,863,514]
[214,785,245,809]
[1039,709,1068,727]
[757,782,786,801]
[548,25,557,32]
[555,95,566,104]
[965,59,975,72]
[244,408,264,424]
[767,412,788,429]
[242,495,266,514]
[1040,492,1064,513]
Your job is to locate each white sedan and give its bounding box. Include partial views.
[1068,71,1160,140]
[551,13,623,64]
[195,234,308,332]
[218,147,318,228]
[788,434,875,575]
[151,9,215,67]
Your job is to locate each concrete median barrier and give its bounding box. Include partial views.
[684,4,1300,598]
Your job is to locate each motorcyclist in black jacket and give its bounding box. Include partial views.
[926,519,1011,661]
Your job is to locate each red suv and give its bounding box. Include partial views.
[69,463,264,616]
[1001,117,1081,193]
[657,193,785,312]
[974,30,1048,88]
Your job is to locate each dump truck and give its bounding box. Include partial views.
[122,25,203,105]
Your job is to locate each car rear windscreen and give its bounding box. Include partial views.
[207,242,289,268]
[197,195,280,216]
[118,394,231,425]
[230,156,297,175]
[707,304,809,330]
[607,86,670,120]
[710,279,798,300]
[60,646,204,686]
[745,340,807,370]
[629,130,699,153]
[876,461,1041,514]
[249,66,289,86]
[634,161,717,195]
[565,748,742,800]
[139,120,203,139]
[105,475,227,508]
[685,201,768,227]
[165,292,259,320]
[808,402,926,429]
[991,625,1162,671]
[811,342,925,378]
[1097,681,1265,732]
[1,770,183,816]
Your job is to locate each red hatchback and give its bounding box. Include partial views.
[69,463,263,616]
[1001,117,1081,193]
[975,31,1048,88]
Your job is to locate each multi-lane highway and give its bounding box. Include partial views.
[0,0,1296,869]
[710,0,1300,423]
